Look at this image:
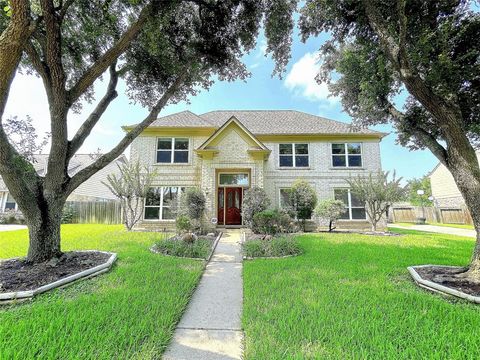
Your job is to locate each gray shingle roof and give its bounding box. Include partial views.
[138,110,382,136]
[149,110,214,128]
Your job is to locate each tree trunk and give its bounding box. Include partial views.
[25,201,64,263]
[447,160,480,276]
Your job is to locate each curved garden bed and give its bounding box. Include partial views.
[242,234,302,259]
[151,232,221,260]
[0,250,117,303]
[408,265,480,303]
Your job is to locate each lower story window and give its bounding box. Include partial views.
[144,187,185,220]
[4,193,17,211]
[334,189,366,220]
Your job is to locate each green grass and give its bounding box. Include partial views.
[0,224,204,359]
[243,236,301,258]
[154,236,213,259]
[394,222,475,230]
[243,229,480,359]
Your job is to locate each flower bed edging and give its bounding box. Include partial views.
[243,252,302,260]
[0,250,117,303]
[408,265,480,304]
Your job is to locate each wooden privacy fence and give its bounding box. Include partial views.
[389,206,473,225]
[65,201,123,224]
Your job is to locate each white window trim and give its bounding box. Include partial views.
[143,186,184,221]
[278,143,310,168]
[331,143,363,168]
[334,188,367,221]
[1,192,18,212]
[217,172,250,188]
[155,137,190,165]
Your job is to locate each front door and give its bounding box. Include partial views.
[218,187,243,225]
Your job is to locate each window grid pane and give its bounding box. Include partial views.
[280,155,293,167]
[280,144,308,167]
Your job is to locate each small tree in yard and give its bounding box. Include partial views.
[347,172,404,232]
[242,187,271,229]
[180,188,206,233]
[103,161,156,231]
[315,200,346,232]
[289,179,318,231]
[0,1,294,262]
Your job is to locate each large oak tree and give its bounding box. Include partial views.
[297,0,480,278]
[0,0,295,262]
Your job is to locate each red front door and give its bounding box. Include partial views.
[218,187,242,225]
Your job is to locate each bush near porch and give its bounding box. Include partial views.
[0,225,204,358]
[243,229,480,359]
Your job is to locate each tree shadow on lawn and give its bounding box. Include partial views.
[243,231,480,359]
[0,227,204,359]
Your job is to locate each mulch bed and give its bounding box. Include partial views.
[0,251,111,293]
[415,265,480,297]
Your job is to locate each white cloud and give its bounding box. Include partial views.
[284,52,338,105]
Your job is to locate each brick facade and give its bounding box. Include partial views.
[131,126,383,231]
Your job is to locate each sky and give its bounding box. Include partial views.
[4,28,438,183]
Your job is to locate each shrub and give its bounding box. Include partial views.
[154,237,213,259]
[0,210,24,224]
[180,188,206,232]
[314,199,346,231]
[61,205,76,224]
[243,236,301,258]
[252,209,294,235]
[289,179,317,231]
[242,187,270,228]
[175,214,192,234]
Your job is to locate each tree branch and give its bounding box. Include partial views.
[24,41,51,86]
[0,0,32,119]
[67,63,119,158]
[67,1,157,105]
[66,71,188,194]
[385,101,448,164]
[59,0,76,21]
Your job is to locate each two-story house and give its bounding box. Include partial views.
[126,110,385,230]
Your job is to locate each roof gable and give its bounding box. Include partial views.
[198,116,269,151]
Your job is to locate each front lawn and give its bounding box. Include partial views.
[243,229,480,359]
[394,222,475,230]
[0,224,204,358]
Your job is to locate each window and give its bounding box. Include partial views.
[144,187,185,220]
[4,193,16,211]
[279,188,292,208]
[219,173,249,187]
[331,143,362,167]
[156,138,189,164]
[334,189,366,220]
[279,143,309,167]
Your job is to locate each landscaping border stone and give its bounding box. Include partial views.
[408,265,480,304]
[0,250,117,303]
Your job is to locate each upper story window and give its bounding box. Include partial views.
[279,143,309,168]
[331,143,362,167]
[156,138,189,164]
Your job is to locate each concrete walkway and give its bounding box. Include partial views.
[0,224,27,232]
[390,224,476,238]
[163,230,243,360]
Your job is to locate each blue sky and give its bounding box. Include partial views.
[5,29,438,182]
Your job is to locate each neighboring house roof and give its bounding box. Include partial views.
[0,154,127,200]
[124,109,386,137]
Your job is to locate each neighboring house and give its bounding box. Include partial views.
[429,151,480,207]
[126,110,386,230]
[0,154,127,212]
